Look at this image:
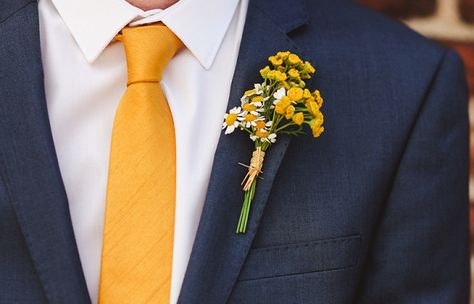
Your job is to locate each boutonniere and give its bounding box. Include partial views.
[222,51,325,234]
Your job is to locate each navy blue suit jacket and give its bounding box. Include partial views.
[0,0,470,303]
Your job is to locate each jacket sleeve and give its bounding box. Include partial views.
[355,49,471,303]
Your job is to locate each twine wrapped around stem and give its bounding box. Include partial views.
[236,147,265,233]
[240,147,265,191]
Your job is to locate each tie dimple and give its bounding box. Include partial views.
[119,24,183,85]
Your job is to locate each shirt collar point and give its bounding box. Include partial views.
[78,38,112,64]
[84,52,99,64]
[201,60,213,71]
[194,50,214,70]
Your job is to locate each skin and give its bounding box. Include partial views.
[127,0,179,10]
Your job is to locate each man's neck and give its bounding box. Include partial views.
[126,0,178,11]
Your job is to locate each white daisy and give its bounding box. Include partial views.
[241,112,262,128]
[266,133,277,143]
[254,83,266,95]
[273,87,286,103]
[241,102,264,115]
[250,129,277,144]
[222,107,242,134]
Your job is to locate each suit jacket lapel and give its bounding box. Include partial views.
[178,0,308,302]
[0,3,90,303]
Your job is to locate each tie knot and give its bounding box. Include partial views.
[118,24,183,85]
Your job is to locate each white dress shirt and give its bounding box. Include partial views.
[37,0,248,302]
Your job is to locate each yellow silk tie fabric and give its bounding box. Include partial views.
[99,24,182,304]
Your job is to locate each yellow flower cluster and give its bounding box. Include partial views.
[273,87,324,137]
[223,51,325,145]
[261,51,316,90]
[265,51,324,138]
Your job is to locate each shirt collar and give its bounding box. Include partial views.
[51,0,240,69]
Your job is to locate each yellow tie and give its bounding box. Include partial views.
[99,23,182,304]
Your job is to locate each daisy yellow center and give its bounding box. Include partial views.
[245,114,257,122]
[226,113,238,126]
[255,120,266,129]
[243,104,257,111]
[252,96,264,103]
[256,129,268,138]
[244,89,255,96]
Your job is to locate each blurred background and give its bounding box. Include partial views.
[357,0,474,301]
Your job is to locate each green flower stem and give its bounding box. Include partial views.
[241,127,253,135]
[244,181,257,229]
[236,141,264,234]
[275,122,296,132]
[236,179,257,233]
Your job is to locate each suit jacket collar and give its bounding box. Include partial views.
[0,2,90,303]
[178,0,308,302]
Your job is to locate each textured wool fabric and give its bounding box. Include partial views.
[0,0,470,303]
[98,24,182,303]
